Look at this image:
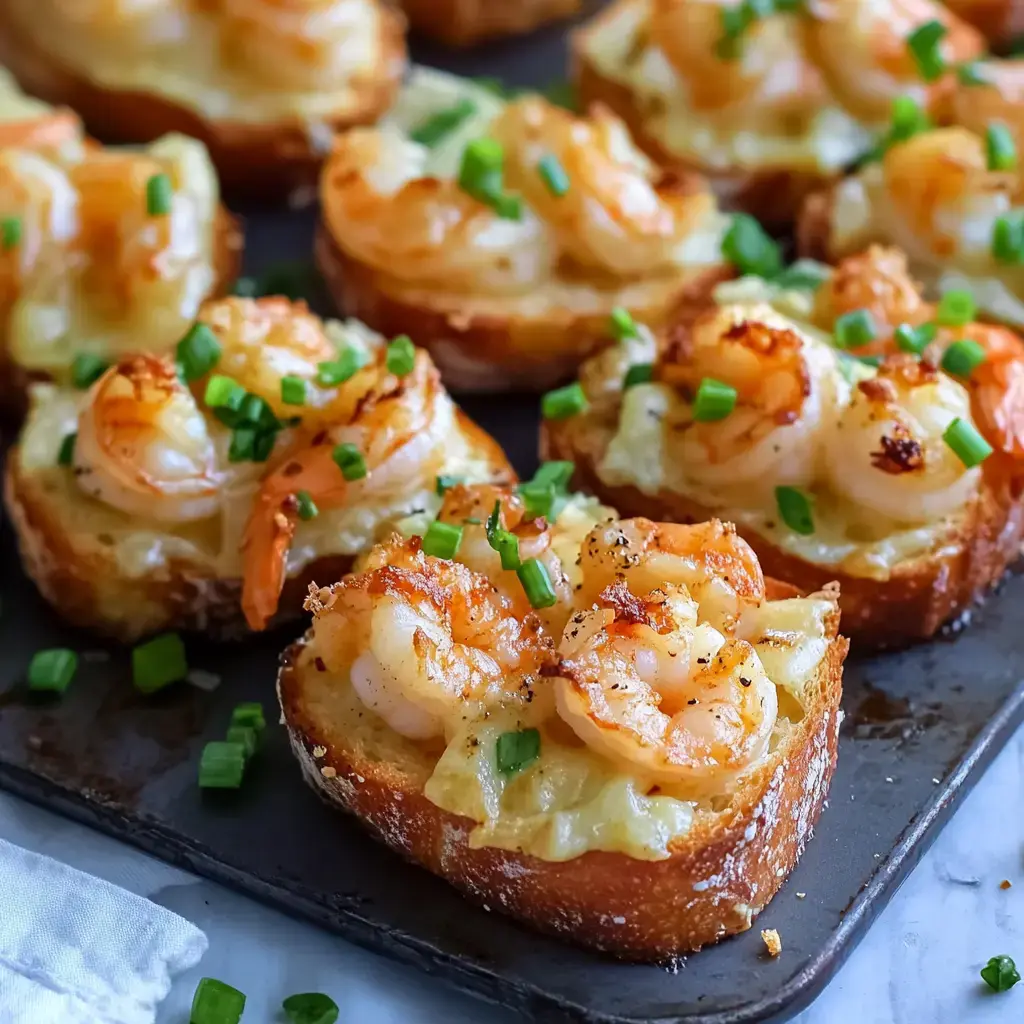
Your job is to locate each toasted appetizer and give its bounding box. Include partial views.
[401,0,580,46]
[279,489,848,958]
[0,0,406,200]
[542,247,1024,648]
[0,132,240,409]
[3,297,513,641]
[316,68,731,392]
[573,0,984,228]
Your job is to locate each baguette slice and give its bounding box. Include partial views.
[278,585,847,959]
[401,0,580,46]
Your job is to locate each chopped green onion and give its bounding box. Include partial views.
[71,353,108,389]
[57,433,76,467]
[943,416,992,467]
[775,486,815,535]
[986,122,1017,171]
[386,334,415,376]
[906,19,947,82]
[422,520,463,559]
[231,702,266,731]
[146,172,173,216]
[834,308,877,349]
[410,98,477,147]
[541,381,588,420]
[332,442,367,480]
[190,977,246,1024]
[992,211,1024,264]
[225,725,258,760]
[496,727,541,775]
[531,461,575,490]
[543,80,577,110]
[937,290,977,326]
[609,306,639,341]
[227,427,256,463]
[624,363,654,388]
[491,192,523,220]
[435,474,460,496]
[27,648,77,693]
[198,742,246,790]
[132,632,188,694]
[693,377,738,422]
[941,338,987,377]
[295,490,319,521]
[716,3,752,60]
[517,558,557,608]
[280,375,306,406]
[176,323,222,382]
[775,259,831,291]
[486,499,522,570]
[204,374,245,410]
[316,347,365,386]
[458,137,521,220]
[981,954,1020,992]
[537,153,570,197]
[889,95,931,144]
[895,321,938,355]
[957,61,988,86]
[282,992,340,1024]
[518,481,555,521]
[1,215,21,250]
[722,213,782,278]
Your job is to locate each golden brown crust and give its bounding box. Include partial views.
[0,4,407,202]
[278,613,847,959]
[316,222,734,393]
[401,0,580,45]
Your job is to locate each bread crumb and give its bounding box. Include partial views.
[885,777,894,783]
[312,745,327,759]
[1000,879,1012,890]
[320,766,337,778]
[761,929,782,957]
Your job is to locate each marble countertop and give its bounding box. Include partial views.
[1,725,1021,1024]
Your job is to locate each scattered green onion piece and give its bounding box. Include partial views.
[228,427,256,463]
[458,137,520,220]
[491,192,523,220]
[225,725,258,760]
[775,259,831,291]
[517,558,557,609]
[834,308,877,349]
[992,211,1024,264]
[986,122,1017,171]
[282,992,341,1024]
[906,19,947,82]
[485,500,522,570]
[435,474,461,496]
[27,648,78,694]
[543,80,577,110]
[176,323,222,382]
[231,702,266,732]
[190,977,246,1024]
[295,490,319,521]
[531,461,575,490]
[609,305,639,341]
[280,375,306,406]
[716,3,751,60]
[693,377,738,422]
[57,433,76,467]
[894,321,938,355]
[496,727,541,775]
[722,213,782,278]
[889,95,931,144]
[332,442,367,480]
[936,290,977,326]
[957,61,988,86]
[316,347,365,387]
[204,374,245,410]
[943,416,992,467]
[132,632,188,694]
[71,353,109,389]
[422,520,463,559]
[941,338,987,377]
[541,381,588,420]
[537,153,570,197]
[775,486,815,535]
[855,353,883,368]
[518,481,555,521]
[409,98,477,147]
[198,742,246,790]
[146,172,173,216]
[624,363,654,388]
[386,334,415,376]
[1,215,21,251]
[981,954,1020,992]
[252,429,278,463]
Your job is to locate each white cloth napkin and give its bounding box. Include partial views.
[0,838,207,1024]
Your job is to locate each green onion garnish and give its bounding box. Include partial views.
[986,122,1017,171]
[855,353,883,367]
[316,347,365,387]
[518,481,555,520]
[722,213,782,278]
[941,338,987,377]
[409,98,477,147]
[496,727,541,775]
[957,61,988,86]
[906,19,947,82]
[775,259,831,291]
[834,308,877,348]
[693,377,738,422]
[716,3,752,60]
[386,334,415,376]
[981,954,1021,992]
[531,461,575,490]
[190,978,246,1024]
[895,321,937,355]
[225,725,258,760]
[231,702,266,731]
[332,443,367,480]
[176,323,222,382]
[295,490,318,521]
[609,306,639,341]
[282,992,340,1024]
[27,648,77,693]
[198,742,247,791]
[1,215,21,251]
[889,95,931,144]
[543,80,577,111]
[435,474,460,495]
[775,486,815,535]
[537,153,570,197]
[517,558,557,608]
[936,290,976,326]
[422,520,463,559]
[204,374,245,410]
[57,433,76,467]
[145,172,173,216]
[280,375,306,406]
[486,499,522,570]
[71,353,108,389]
[458,137,521,220]
[992,211,1024,264]
[132,632,188,694]
[227,428,256,463]
[624,363,654,388]
[541,381,588,420]
[943,416,992,466]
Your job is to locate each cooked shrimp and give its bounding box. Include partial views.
[305,544,553,740]
[953,322,1024,458]
[0,111,81,152]
[553,582,777,793]
[804,0,984,122]
[493,98,718,276]
[824,356,980,521]
[320,128,554,293]
[73,354,222,522]
[947,60,1024,158]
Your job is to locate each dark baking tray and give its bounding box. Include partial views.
[3,9,1024,1023]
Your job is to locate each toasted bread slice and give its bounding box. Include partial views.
[400,0,580,45]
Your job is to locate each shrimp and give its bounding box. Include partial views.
[946,60,1024,160]
[804,0,984,123]
[73,354,222,522]
[304,544,554,740]
[824,356,981,522]
[0,111,81,153]
[657,304,830,488]
[552,582,777,793]
[492,98,719,277]
[320,128,554,293]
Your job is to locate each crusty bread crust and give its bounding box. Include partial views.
[401,0,580,46]
[316,222,733,393]
[278,606,847,959]
[0,4,406,202]
[572,2,837,230]
[3,410,511,641]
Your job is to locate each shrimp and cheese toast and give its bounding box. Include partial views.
[4,298,513,642]
[316,68,731,393]
[572,0,984,229]
[0,0,406,201]
[542,247,1024,648]
[400,0,580,46]
[279,496,848,958]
